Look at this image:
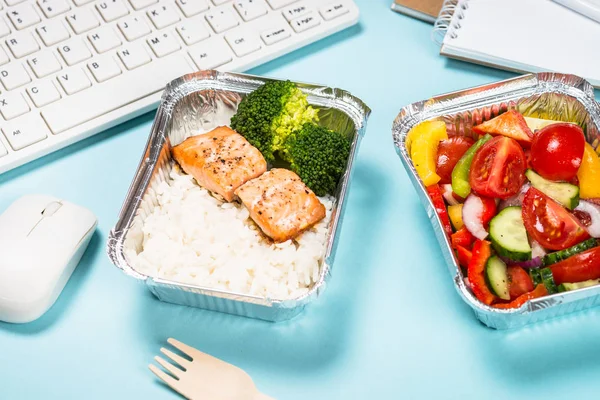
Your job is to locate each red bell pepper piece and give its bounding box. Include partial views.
[456,245,472,269]
[493,284,548,309]
[550,247,600,285]
[467,240,496,305]
[427,184,453,236]
[451,227,475,249]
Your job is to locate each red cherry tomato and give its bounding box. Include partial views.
[550,247,600,285]
[530,123,585,181]
[469,136,527,199]
[522,188,590,250]
[436,137,475,184]
[507,266,534,299]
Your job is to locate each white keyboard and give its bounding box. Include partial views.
[0,0,359,175]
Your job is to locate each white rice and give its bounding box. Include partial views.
[126,166,334,300]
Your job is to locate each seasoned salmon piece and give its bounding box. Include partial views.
[172,126,267,202]
[235,168,326,242]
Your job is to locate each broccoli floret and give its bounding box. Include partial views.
[282,123,352,196]
[230,80,318,161]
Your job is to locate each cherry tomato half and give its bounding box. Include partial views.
[507,266,534,299]
[469,136,527,199]
[522,188,590,250]
[530,123,585,181]
[550,247,600,285]
[436,136,475,184]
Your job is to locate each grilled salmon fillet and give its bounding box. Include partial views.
[171,126,267,202]
[235,168,326,242]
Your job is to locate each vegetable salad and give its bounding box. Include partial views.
[408,110,600,309]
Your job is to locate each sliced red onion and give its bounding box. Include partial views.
[462,194,488,240]
[442,184,460,206]
[500,255,543,269]
[575,200,600,238]
[499,183,531,210]
[530,240,547,259]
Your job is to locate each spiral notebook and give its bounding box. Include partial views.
[433,0,600,88]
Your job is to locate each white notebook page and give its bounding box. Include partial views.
[441,0,600,87]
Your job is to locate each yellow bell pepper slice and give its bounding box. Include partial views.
[578,142,600,199]
[448,204,464,230]
[408,120,448,186]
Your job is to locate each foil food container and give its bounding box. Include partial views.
[107,70,370,321]
[393,73,600,330]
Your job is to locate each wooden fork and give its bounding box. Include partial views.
[149,338,274,400]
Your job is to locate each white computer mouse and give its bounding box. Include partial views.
[0,195,97,323]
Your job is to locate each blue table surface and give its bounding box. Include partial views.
[2,1,600,399]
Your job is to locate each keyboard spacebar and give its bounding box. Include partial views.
[42,56,193,134]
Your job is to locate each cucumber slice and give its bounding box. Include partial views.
[525,169,579,210]
[524,117,561,132]
[558,279,600,292]
[542,238,598,266]
[540,267,558,294]
[529,269,542,286]
[489,207,532,261]
[485,256,510,300]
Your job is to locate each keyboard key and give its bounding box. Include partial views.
[0,17,11,38]
[37,21,71,46]
[27,80,62,107]
[5,0,27,5]
[96,0,130,22]
[118,16,151,41]
[28,51,62,78]
[290,12,320,33]
[282,1,310,21]
[6,32,40,58]
[261,24,291,45]
[88,27,122,53]
[0,92,30,120]
[225,29,261,57]
[58,39,92,66]
[42,55,193,134]
[57,68,91,95]
[177,18,210,45]
[147,5,181,29]
[38,0,71,18]
[234,0,268,21]
[176,0,209,17]
[188,37,233,70]
[88,56,121,82]
[147,31,181,58]
[117,42,152,70]
[7,3,41,31]
[0,62,31,90]
[2,114,49,151]
[66,8,100,34]
[319,2,348,20]
[0,142,7,157]
[205,8,239,33]
[266,0,296,9]
[128,0,158,9]
[0,47,8,66]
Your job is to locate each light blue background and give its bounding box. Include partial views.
[2,1,600,399]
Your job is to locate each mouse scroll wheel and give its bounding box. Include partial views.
[42,201,63,217]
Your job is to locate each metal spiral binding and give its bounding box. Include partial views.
[432,0,470,45]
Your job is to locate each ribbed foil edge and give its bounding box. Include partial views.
[392,72,600,329]
[106,70,371,321]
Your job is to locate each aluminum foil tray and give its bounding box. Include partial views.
[392,73,600,330]
[107,70,370,321]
